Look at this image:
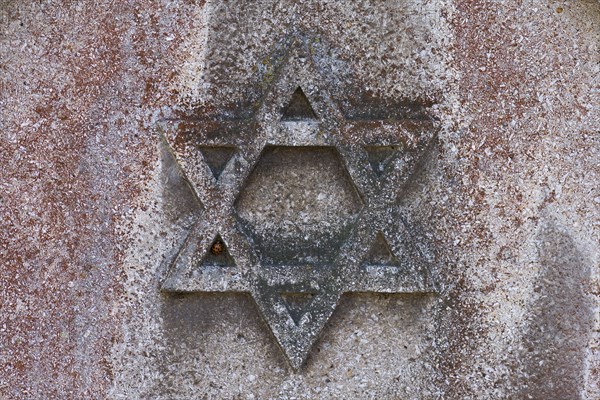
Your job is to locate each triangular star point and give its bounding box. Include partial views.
[281,292,315,325]
[282,87,318,121]
[365,146,397,177]
[200,234,236,268]
[362,231,401,267]
[252,287,341,370]
[199,146,236,180]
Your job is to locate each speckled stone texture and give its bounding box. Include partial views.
[0,1,598,399]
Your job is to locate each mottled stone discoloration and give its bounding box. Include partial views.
[1,0,598,399]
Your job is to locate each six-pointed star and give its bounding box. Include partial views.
[160,38,437,369]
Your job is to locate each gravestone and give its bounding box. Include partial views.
[1,1,598,399]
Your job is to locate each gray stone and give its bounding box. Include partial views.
[161,37,436,369]
[1,1,597,399]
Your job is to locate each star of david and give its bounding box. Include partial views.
[160,38,437,369]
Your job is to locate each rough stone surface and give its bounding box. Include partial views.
[160,32,437,369]
[0,1,598,399]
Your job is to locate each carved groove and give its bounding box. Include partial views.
[199,234,235,268]
[282,87,318,121]
[281,292,314,325]
[365,145,397,177]
[199,146,236,180]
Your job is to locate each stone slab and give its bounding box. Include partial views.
[0,1,598,399]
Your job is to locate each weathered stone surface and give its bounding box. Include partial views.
[0,1,598,399]
[160,34,436,369]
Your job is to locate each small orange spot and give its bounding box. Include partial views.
[211,240,224,255]
[556,7,563,13]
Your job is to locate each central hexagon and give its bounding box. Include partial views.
[235,146,363,266]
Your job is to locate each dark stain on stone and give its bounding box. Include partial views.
[510,221,593,399]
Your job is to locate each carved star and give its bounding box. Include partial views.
[160,37,437,369]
